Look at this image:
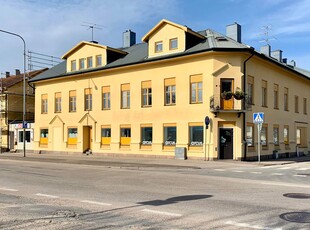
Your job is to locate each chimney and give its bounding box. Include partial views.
[226,22,241,43]
[123,30,136,48]
[15,69,21,75]
[5,71,10,78]
[271,50,283,62]
[282,58,287,64]
[260,44,271,56]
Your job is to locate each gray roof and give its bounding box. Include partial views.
[30,28,310,83]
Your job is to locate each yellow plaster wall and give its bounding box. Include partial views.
[148,23,186,58]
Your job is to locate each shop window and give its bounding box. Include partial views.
[164,125,176,146]
[141,126,152,147]
[101,126,111,147]
[120,126,131,147]
[40,129,48,146]
[189,124,203,147]
[68,128,78,145]
[19,130,31,143]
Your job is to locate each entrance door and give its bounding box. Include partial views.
[219,128,233,159]
[83,126,92,152]
[221,79,234,110]
[52,127,62,151]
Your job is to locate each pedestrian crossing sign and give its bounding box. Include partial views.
[253,112,264,124]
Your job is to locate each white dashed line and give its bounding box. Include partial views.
[0,187,18,192]
[232,170,245,173]
[250,172,262,174]
[214,169,226,171]
[35,193,59,198]
[295,168,309,171]
[277,166,293,170]
[271,173,284,176]
[261,182,310,188]
[81,200,112,206]
[142,209,182,217]
[294,175,307,178]
[225,220,282,230]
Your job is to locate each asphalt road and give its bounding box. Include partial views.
[0,158,309,229]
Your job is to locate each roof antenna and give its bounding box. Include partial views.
[81,22,105,43]
[259,25,277,45]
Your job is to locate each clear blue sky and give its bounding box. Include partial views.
[1,0,310,74]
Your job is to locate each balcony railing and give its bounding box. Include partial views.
[210,94,252,115]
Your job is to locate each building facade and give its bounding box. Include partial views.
[30,19,310,160]
[0,69,46,152]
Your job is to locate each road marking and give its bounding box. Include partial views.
[35,193,59,198]
[81,200,112,206]
[142,209,182,217]
[233,170,244,173]
[294,175,307,178]
[250,172,262,174]
[225,220,282,230]
[271,173,284,176]
[295,168,309,171]
[277,166,293,170]
[261,182,310,188]
[0,187,18,192]
[214,169,226,171]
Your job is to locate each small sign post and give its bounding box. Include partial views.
[253,112,264,164]
[204,116,210,161]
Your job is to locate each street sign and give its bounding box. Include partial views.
[253,112,264,124]
[205,116,210,129]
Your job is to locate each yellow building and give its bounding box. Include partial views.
[30,19,310,160]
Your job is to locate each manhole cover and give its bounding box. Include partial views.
[283,193,310,199]
[280,212,310,223]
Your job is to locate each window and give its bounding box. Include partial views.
[71,60,76,71]
[121,84,130,109]
[164,78,176,105]
[96,55,102,67]
[84,88,92,111]
[190,74,203,103]
[155,41,163,53]
[273,84,279,109]
[54,92,61,113]
[68,128,78,145]
[41,94,48,114]
[295,95,299,113]
[40,129,48,146]
[262,80,267,107]
[69,90,76,112]
[141,126,152,146]
[102,86,111,110]
[189,124,203,146]
[142,81,152,107]
[261,125,268,147]
[87,56,93,68]
[284,126,289,146]
[303,98,307,115]
[169,38,178,50]
[296,127,307,147]
[284,87,289,111]
[246,123,254,147]
[164,125,176,146]
[79,58,85,70]
[19,130,31,143]
[120,126,131,147]
[273,125,279,146]
[101,126,111,147]
[247,76,254,105]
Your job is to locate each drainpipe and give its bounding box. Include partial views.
[242,49,254,161]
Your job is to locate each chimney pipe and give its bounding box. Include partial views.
[15,69,21,75]
[271,50,283,62]
[123,29,136,48]
[260,45,271,56]
[226,22,241,43]
[282,58,287,64]
[5,71,10,78]
[289,60,296,67]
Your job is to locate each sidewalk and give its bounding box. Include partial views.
[0,151,309,169]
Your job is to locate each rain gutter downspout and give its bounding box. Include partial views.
[243,49,254,161]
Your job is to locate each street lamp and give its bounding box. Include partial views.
[0,29,27,157]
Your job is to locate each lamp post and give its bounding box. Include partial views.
[0,29,26,157]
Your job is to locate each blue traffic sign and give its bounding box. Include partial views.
[253,112,264,124]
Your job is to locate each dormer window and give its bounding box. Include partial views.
[79,58,85,70]
[87,57,93,68]
[169,38,178,50]
[96,55,102,67]
[155,41,163,53]
[71,60,76,71]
